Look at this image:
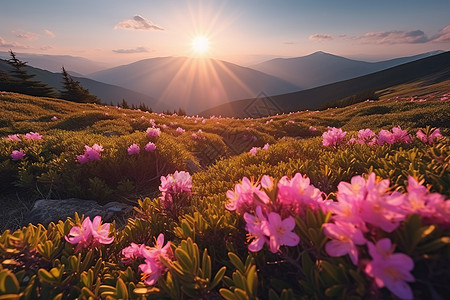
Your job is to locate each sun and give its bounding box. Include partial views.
[191,36,210,54]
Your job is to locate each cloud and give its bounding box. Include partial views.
[114,15,164,31]
[112,46,151,54]
[352,30,429,44]
[283,41,295,45]
[0,36,29,49]
[40,45,53,51]
[309,34,333,42]
[432,25,450,43]
[44,29,55,38]
[12,30,39,40]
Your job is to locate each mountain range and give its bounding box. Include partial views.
[0,50,447,115]
[200,51,450,117]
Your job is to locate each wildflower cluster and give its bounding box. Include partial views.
[227,172,450,299]
[121,234,174,286]
[65,216,114,253]
[76,144,104,164]
[159,171,192,217]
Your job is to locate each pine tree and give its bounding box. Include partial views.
[60,67,101,104]
[120,99,129,109]
[6,50,57,97]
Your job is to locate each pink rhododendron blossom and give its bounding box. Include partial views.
[357,128,376,144]
[146,127,161,138]
[175,127,185,134]
[309,126,317,132]
[77,144,104,164]
[416,128,442,145]
[226,177,270,213]
[322,127,347,147]
[144,142,156,152]
[365,238,414,300]
[262,212,300,253]
[244,206,268,252]
[121,243,146,264]
[403,176,450,228]
[11,149,26,161]
[7,134,21,141]
[25,132,42,140]
[51,116,58,121]
[277,173,325,217]
[377,129,394,145]
[159,171,192,209]
[335,173,406,232]
[249,147,259,155]
[262,143,270,150]
[323,221,366,265]
[139,234,174,286]
[261,175,274,189]
[391,126,412,143]
[127,143,140,155]
[65,216,114,252]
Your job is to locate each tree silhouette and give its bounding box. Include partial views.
[60,67,101,104]
[6,50,57,97]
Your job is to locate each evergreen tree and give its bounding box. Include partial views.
[6,50,57,97]
[60,67,101,104]
[120,98,129,109]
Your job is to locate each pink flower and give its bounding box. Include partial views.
[144,142,156,152]
[139,234,174,286]
[322,127,347,147]
[377,130,394,145]
[249,147,259,155]
[65,216,114,252]
[121,243,146,264]
[146,127,161,138]
[391,126,411,143]
[416,128,442,145]
[365,238,414,300]
[277,173,325,217]
[127,143,140,155]
[244,206,268,252]
[77,144,104,163]
[261,175,274,189]
[357,128,375,144]
[51,116,58,121]
[323,221,366,265]
[261,212,300,253]
[11,149,25,161]
[175,127,185,134]
[7,134,21,141]
[226,177,269,213]
[159,171,192,209]
[309,126,317,132]
[262,143,270,150]
[25,132,42,140]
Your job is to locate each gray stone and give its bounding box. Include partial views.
[26,198,134,226]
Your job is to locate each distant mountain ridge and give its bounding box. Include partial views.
[251,50,445,89]
[0,59,163,110]
[200,51,450,117]
[89,57,301,114]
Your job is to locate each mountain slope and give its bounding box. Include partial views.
[0,59,163,110]
[251,51,444,89]
[89,57,301,114]
[0,52,107,75]
[200,51,450,117]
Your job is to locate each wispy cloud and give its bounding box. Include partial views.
[283,41,295,45]
[112,46,151,54]
[114,15,164,31]
[0,36,29,48]
[309,25,450,45]
[309,34,333,42]
[12,29,39,40]
[44,29,55,38]
[432,25,450,43]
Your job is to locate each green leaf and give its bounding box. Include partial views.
[246,265,257,297]
[115,278,128,299]
[175,248,194,271]
[325,284,345,297]
[202,249,211,280]
[228,252,246,274]
[210,266,226,290]
[220,288,237,300]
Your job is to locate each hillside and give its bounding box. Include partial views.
[89,57,300,114]
[0,59,163,110]
[251,50,443,89]
[201,51,450,117]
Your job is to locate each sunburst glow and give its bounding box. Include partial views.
[191,36,210,54]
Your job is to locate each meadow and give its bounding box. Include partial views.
[0,90,449,299]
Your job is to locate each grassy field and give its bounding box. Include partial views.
[0,90,449,299]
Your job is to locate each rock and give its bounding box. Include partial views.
[26,198,134,227]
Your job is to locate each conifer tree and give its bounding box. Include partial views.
[120,98,129,109]
[60,67,101,104]
[6,50,57,97]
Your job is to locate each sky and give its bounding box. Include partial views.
[0,0,449,66]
